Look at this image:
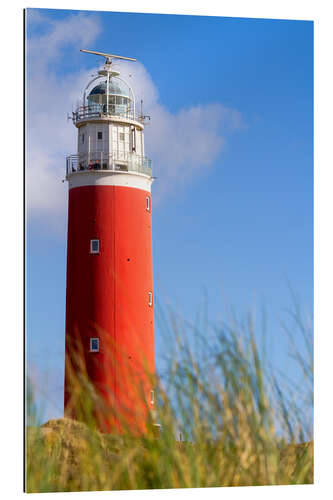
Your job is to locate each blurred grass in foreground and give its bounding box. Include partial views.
[25,305,313,492]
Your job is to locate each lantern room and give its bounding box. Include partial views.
[87,78,132,117]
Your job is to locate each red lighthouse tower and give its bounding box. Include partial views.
[64,50,155,433]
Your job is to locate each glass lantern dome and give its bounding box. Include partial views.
[87,78,132,117]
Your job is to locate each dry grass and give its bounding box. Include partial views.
[25,306,313,492]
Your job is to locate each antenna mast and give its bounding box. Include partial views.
[80,49,136,67]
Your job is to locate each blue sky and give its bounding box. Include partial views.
[26,8,313,421]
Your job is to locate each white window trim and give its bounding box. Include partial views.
[146,196,150,212]
[148,291,153,307]
[90,239,100,254]
[90,338,100,352]
[150,389,155,405]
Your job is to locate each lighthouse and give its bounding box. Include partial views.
[64,50,155,434]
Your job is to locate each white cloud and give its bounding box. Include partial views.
[26,12,244,234]
[26,11,103,235]
[27,11,102,71]
[107,60,245,203]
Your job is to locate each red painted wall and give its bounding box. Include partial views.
[64,184,154,433]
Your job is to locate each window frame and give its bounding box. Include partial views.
[150,389,155,405]
[90,338,100,353]
[97,131,103,140]
[90,239,100,254]
[131,126,136,152]
[148,291,153,307]
[146,196,150,212]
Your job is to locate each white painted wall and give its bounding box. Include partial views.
[68,171,153,192]
[78,122,144,159]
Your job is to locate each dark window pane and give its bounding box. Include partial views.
[90,338,99,351]
[91,239,100,253]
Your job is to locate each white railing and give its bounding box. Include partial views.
[72,104,143,124]
[66,152,152,177]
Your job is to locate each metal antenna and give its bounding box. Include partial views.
[139,99,151,123]
[80,49,136,65]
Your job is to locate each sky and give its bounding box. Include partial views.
[25,8,313,422]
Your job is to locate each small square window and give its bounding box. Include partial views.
[90,239,100,254]
[146,196,150,212]
[119,132,125,141]
[90,338,99,352]
[97,131,102,140]
[148,291,153,307]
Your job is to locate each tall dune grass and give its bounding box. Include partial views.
[25,304,313,492]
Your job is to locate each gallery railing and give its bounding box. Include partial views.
[72,104,143,124]
[66,152,152,177]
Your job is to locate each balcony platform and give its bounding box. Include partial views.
[66,153,152,179]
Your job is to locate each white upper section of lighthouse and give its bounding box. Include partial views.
[66,50,152,188]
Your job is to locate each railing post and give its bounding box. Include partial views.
[106,71,109,116]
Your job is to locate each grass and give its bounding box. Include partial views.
[25,305,313,492]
